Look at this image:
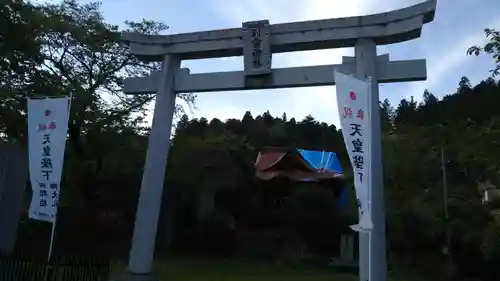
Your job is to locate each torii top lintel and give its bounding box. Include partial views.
[121,0,436,62]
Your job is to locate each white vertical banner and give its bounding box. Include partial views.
[334,70,373,232]
[27,97,70,223]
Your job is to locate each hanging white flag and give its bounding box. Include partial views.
[27,97,70,223]
[334,70,373,232]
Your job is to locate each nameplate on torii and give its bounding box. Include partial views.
[242,20,272,76]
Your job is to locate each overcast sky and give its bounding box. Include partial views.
[73,0,500,126]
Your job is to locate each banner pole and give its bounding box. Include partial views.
[44,95,70,281]
[44,216,57,281]
[46,94,70,262]
[366,76,372,281]
[47,215,57,261]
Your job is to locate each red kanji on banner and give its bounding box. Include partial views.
[343,107,352,118]
[47,121,56,130]
[357,109,364,120]
[349,91,357,100]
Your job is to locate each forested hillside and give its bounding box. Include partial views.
[2,1,500,280]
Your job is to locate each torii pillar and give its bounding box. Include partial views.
[117,1,436,280]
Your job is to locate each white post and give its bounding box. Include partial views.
[43,219,57,281]
[126,55,180,278]
[355,39,387,281]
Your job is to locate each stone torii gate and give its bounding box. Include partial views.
[119,1,436,280]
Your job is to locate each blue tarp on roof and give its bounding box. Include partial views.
[296,149,347,211]
[296,149,343,174]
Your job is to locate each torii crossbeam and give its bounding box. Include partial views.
[117,1,436,281]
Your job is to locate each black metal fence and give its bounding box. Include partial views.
[0,252,110,281]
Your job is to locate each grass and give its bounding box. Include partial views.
[110,258,434,281]
[111,258,358,281]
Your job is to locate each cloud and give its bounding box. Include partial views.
[406,16,500,100]
[192,103,247,122]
